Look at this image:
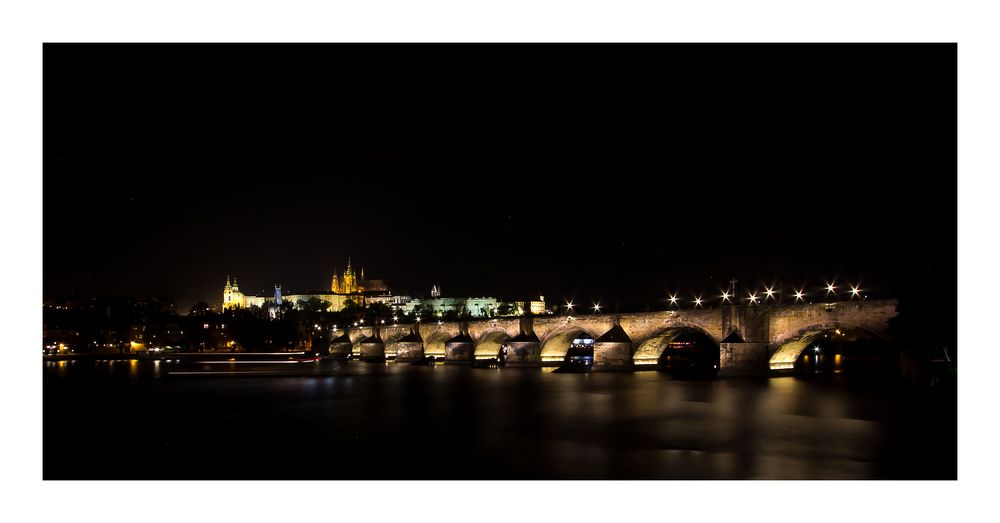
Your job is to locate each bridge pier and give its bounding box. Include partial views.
[329,332,353,359]
[718,342,771,377]
[444,332,475,364]
[593,324,633,371]
[504,330,541,367]
[394,330,424,362]
[359,330,385,361]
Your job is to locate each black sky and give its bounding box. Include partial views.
[43,44,956,312]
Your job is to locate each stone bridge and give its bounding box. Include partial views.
[340,299,897,376]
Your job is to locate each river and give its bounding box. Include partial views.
[43,359,955,479]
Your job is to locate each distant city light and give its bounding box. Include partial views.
[813,346,821,353]
[668,293,678,306]
[850,284,861,298]
[747,292,759,304]
[720,291,731,302]
[825,282,837,295]
[593,303,601,312]
[794,289,805,302]
[764,286,775,299]
[693,296,703,307]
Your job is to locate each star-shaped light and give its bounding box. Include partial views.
[668,293,678,306]
[825,282,837,295]
[693,296,703,307]
[764,285,775,300]
[747,292,759,304]
[794,290,805,302]
[720,291,731,303]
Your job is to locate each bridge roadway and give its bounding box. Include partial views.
[337,299,898,376]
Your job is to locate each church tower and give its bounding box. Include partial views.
[223,276,245,310]
[343,258,358,294]
[331,258,367,294]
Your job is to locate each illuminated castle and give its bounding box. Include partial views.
[222,258,389,311]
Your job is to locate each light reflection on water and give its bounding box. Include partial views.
[43,360,954,480]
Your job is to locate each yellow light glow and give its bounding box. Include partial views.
[850,284,861,297]
[764,286,775,299]
[826,282,836,294]
[747,292,759,304]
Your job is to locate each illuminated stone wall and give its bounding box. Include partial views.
[359,338,385,360]
[329,341,352,359]
[719,342,770,377]
[394,340,424,362]
[593,341,632,369]
[504,340,541,367]
[445,340,474,363]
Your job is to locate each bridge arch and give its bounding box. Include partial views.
[768,321,888,371]
[423,330,453,358]
[632,323,720,366]
[539,325,599,363]
[474,330,510,360]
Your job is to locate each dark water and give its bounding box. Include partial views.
[43,359,956,479]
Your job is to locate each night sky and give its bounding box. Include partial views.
[43,44,956,312]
